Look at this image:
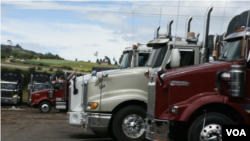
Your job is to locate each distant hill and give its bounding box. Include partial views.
[1,44,38,55]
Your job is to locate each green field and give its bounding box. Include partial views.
[26,59,119,72]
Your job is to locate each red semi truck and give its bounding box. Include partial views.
[30,71,76,113]
[145,17,250,141]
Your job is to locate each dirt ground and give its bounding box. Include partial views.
[1,105,112,141]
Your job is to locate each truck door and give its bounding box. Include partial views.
[53,83,65,101]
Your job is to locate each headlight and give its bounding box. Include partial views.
[87,102,99,110]
[13,94,18,97]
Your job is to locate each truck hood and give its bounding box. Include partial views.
[154,61,233,119]
[86,67,153,112]
[89,67,150,83]
[162,61,231,77]
[31,89,50,95]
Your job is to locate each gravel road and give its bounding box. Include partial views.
[1,106,112,141]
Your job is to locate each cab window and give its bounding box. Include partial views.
[138,53,149,66]
[54,83,64,90]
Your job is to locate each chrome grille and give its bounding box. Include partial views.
[68,86,71,110]
[147,78,156,118]
[1,90,13,98]
[82,81,88,109]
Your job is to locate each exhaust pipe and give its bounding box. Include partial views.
[201,6,213,63]
[154,26,160,39]
[186,15,193,38]
[64,72,67,101]
[203,6,213,49]
[167,19,174,37]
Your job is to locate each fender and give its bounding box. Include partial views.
[35,97,55,106]
[179,93,225,121]
[176,92,250,124]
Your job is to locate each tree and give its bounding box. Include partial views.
[6,40,13,54]
[75,58,78,61]
[100,59,102,62]
[114,61,118,65]
[96,59,99,63]
[88,60,90,63]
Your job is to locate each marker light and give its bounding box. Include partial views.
[91,102,98,110]
[214,88,219,95]
[132,45,137,49]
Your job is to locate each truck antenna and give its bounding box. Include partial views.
[159,8,162,26]
[174,0,181,47]
[220,0,227,34]
[246,1,250,27]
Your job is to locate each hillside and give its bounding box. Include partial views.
[1,44,38,55]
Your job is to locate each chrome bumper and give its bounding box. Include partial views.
[145,118,169,141]
[85,112,112,137]
[68,111,89,129]
[1,97,20,104]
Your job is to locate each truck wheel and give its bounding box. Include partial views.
[112,105,146,141]
[39,101,51,113]
[188,113,234,141]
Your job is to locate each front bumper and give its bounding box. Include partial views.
[87,113,112,137]
[145,118,170,141]
[68,111,89,128]
[1,97,20,104]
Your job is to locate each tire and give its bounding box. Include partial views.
[188,113,234,141]
[39,101,51,113]
[112,105,147,141]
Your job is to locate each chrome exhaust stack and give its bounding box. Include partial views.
[201,6,213,63]
[186,15,193,38]
[167,19,174,38]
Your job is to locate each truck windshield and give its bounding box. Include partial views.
[34,84,50,91]
[219,38,243,61]
[145,45,168,68]
[1,83,17,89]
[120,51,132,68]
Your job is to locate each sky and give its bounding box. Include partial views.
[1,0,250,63]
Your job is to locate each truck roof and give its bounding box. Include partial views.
[224,28,250,41]
[123,44,152,52]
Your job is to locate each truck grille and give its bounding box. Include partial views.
[147,80,156,118]
[1,90,13,98]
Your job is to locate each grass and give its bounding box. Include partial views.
[2,59,119,73]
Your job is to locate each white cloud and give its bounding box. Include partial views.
[2,0,250,63]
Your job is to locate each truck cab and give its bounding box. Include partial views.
[68,6,215,141]
[1,71,24,105]
[28,72,51,106]
[92,44,152,72]
[146,10,250,141]
[30,71,76,113]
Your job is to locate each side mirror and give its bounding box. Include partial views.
[170,48,180,68]
[157,67,164,85]
[91,70,97,76]
[144,69,149,79]
[103,71,108,77]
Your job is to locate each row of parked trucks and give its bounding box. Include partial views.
[66,7,250,141]
[1,6,250,141]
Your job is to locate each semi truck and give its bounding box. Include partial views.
[67,6,217,141]
[30,71,76,113]
[145,10,250,141]
[28,72,51,106]
[92,43,152,72]
[1,71,24,105]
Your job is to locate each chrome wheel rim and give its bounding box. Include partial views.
[200,124,222,141]
[41,104,49,112]
[122,114,145,138]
